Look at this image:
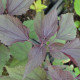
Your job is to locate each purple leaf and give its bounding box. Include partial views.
[0,0,4,14]
[23,45,46,80]
[0,15,29,45]
[76,75,80,80]
[49,43,68,60]
[48,62,74,80]
[35,9,58,43]
[6,0,35,15]
[56,13,76,40]
[61,38,80,69]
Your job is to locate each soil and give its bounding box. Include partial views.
[16,9,36,23]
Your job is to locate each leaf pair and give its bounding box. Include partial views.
[0,0,35,15]
[35,9,58,43]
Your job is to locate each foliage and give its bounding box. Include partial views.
[0,0,35,15]
[74,0,80,16]
[23,20,38,39]
[75,21,80,31]
[0,44,10,75]
[0,0,80,80]
[30,0,47,12]
[2,0,7,9]
[9,42,32,61]
[74,67,80,77]
[1,65,47,80]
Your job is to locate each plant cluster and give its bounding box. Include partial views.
[0,0,80,80]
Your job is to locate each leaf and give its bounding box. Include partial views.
[23,45,46,80]
[50,33,66,44]
[7,58,27,67]
[74,0,80,16]
[75,21,80,31]
[2,0,7,9]
[49,42,68,60]
[0,44,10,75]
[76,75,80,80]
[64,65,76,78]
[0,76,17,80]
[0,0,4,14]
[52,59,64,66]
[74,67,80,76]
[6,66,24,80]
[9,41,32,61]
[56,13,76,40]
[0,15,29,45]
[48,62,74,80]
[54,39,66,44]
[35,9,58,43]
[30,0,47,12]
[61,38,80,69]
[27,67,47,80]
[75,21,80,28]
[6,0,35,15]
[23,20,38,40]
[5,65,47,80]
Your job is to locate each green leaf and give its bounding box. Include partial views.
[9,41,32,61]
[53,58,70,66]
[54,39,66,44]
[75,21,80,31]
[5,65,47,80]
[30,0,47,12]
[75,21,80,28]
[65,65,76,78]
[53,59,63,65]
[0,76,17,80]
[23,20,38,40]
[50,33,66,44]
[62,59,70,64]
[74,67,80,76]
[66,65,74,71]
[8,58,27,67]
[0,44,10,75]
[74,0,80,16]
[2,0,7,9]
[6,66,24,80]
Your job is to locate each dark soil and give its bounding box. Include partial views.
[17,9,36,23]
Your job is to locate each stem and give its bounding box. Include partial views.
[31,39,41,44]
[27,40,35,45]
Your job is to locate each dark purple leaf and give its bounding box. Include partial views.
[23,45,46,80]
[56,13,76,40]
[61,38,80,69]
[76,74,80,80]
[48,62,74,80]
[0,15,29,45]
[35,9,58,43]
[49,43,68,60]
[6,0,34,15]
[0,0,4,14]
